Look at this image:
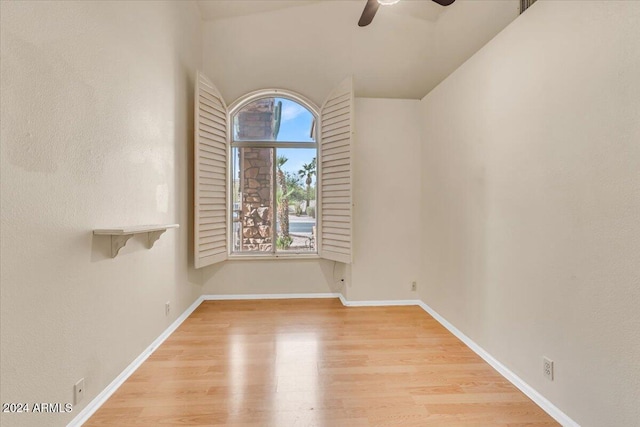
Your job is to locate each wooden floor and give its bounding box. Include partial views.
[86,299,558,426]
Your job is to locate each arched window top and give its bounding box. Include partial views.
[230,91,317,143]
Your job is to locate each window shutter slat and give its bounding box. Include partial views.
[319,77,353,264]
[195,71,228,268]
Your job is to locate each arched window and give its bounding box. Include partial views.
[194,72,353,267]
[229,92,318,255]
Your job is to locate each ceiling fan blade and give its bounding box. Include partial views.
[358,0,380,27]
[432,0,455,6]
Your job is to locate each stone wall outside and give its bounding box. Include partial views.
[240,148,273,251]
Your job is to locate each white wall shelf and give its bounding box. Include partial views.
[93,224,179,258]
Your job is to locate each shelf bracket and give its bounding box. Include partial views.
[147,230,167,249]
[94,224,179,258]
[111,234,134,258]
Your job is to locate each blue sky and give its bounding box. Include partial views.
[278,148,315,186]
[275,98,316,185]
[232,98,316,187]
[276,98,315,143]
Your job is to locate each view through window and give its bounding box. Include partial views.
[231,96,317,255]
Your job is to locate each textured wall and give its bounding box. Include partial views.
[419,2,640,425]
[239,148,274,252]
[0,1,203,426]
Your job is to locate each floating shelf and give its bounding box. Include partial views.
[93,224,179,258]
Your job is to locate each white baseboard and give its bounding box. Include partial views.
[338,294,420,307]
[201,293,416,308]
[416,301,580,427]
[202,292,341,300]
[66,295,205,427]
[67,292,579,427]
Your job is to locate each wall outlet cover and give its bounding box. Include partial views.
[543,357,554,381]
[74,378,85,405]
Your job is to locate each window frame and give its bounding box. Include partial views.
[227,89,321,260]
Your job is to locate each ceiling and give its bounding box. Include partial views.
[197,0,520,105]
[198,1,321,21]
[198,0,445,23]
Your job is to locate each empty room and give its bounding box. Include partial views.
[1,0,638,426]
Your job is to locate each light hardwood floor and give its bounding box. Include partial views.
[86,299,559,426]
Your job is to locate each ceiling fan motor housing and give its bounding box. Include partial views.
[359,0,455,27]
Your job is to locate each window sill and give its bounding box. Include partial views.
[228,253,320,261]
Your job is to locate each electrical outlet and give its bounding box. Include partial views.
[74,378,85,405]
[411,281,417,292]
[165,301,170,316]
[543,357,554,381]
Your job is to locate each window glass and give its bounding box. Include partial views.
[232,147,274,252]
[275,148,316,253]
[231,147,317,254]
[231,93,317,256]
[233,97,315,142]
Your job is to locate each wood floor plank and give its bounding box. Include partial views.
[85,299,559,426]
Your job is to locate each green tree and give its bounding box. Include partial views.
[298,157,316,208]
[276,155,291,245]
[285,172,305,202]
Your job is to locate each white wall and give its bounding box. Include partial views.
[201,98,422,301]
[348,98,422,301]
[419,2,640,426]
[0,2,203,426]
[201,259,339,295]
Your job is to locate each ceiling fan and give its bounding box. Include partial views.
[358,0,455,27]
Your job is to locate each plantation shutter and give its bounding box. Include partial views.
[319,77,354,264]
[194,71,228,268]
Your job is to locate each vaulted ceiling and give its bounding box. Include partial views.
[198,0,446,22]
[197,0,520,105]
